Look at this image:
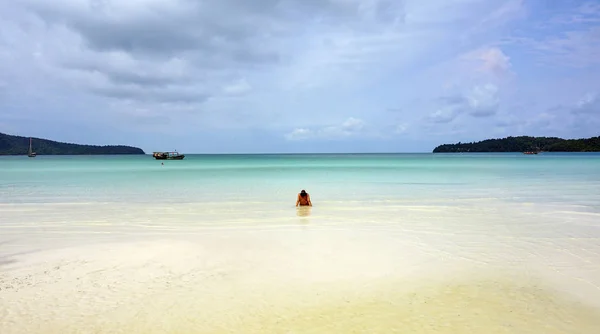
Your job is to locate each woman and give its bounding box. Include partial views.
[296,189,312,207]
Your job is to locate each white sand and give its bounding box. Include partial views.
[2,200,600,333]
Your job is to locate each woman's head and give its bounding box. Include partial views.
[300,189,307,197]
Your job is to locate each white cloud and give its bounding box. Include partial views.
[422,46,510,128]
[285,117,367,140]
[461,47,512,76]
[428,107,458,124]
[430,83,500,123]
[395,123,408,134]
[465,84,500,117]
[432,46,514,89]
[340,117,365,131]
[285,128,313,141]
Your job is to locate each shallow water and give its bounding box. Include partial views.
[1,153,600,333]
[2,153,599,206]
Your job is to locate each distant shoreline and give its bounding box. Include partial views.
[2,151,599,157]
[433,135,600,153]
[0,132,145,155]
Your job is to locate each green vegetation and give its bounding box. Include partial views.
[0,132,145,155]
[433,136,600,153]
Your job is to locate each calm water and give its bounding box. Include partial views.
[3,153,600,334]
[1,153,600,207]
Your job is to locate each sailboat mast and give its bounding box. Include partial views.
[28,137,36,157]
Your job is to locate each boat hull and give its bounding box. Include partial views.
[154,155,185,160]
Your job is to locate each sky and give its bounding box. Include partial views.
[0,0,599,153]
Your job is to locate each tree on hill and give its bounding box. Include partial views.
[432,136,600,153]
[0,132,145,155]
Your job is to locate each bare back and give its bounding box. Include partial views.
[296,193,312,206]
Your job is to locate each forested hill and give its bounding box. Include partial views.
[432,136,600,153]
[0,132,145,155]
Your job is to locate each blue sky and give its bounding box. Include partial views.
[0,0,599,153]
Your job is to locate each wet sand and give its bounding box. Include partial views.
[2,201,600,333]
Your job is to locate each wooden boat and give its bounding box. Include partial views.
[152,151,185,160]
[524,146,541,155]
[28,137,37,157]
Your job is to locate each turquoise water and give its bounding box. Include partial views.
[2,153,600,208]
[3,153,600,334]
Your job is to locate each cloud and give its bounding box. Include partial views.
[22,0,279,58]
[91,84,210,104]
[431,46,514,89]
[285,128,312,141]
[495,114,520,128]
[422,46,511,127]
[20,0,405,63]
[465,84,500,117]
[467,0,527,36]
[571,93,599,115]
[118,108,172,126]
[428,107,458,124]
[521,111,562,133]
[550,2,600,24]
[506,93,600,138]
[222,79,252,96]
[531,27,600,67]
[1,1,598,153]
[460,47,512,77]
[419,44,509,131]
[4,0,411,109]
[509,3,600,68]
[64,52,194,88]
[568,94,600,135]
[430,84,500,122]
[285,117,367,140]
[395,123,408,134]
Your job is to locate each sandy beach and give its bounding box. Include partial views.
[2,199,600,333]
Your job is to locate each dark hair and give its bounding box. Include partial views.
[300,189,307,197]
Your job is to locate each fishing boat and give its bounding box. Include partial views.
[523,146,541,155]
[152,151,185,160]
[28,137,37,157]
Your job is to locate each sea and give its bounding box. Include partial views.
[2,153,600,333]
[3,152,600,204]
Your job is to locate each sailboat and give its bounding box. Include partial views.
[28,137,37,157]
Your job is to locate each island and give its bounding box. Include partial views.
[433,136,600,153]
[0,132,145,155]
